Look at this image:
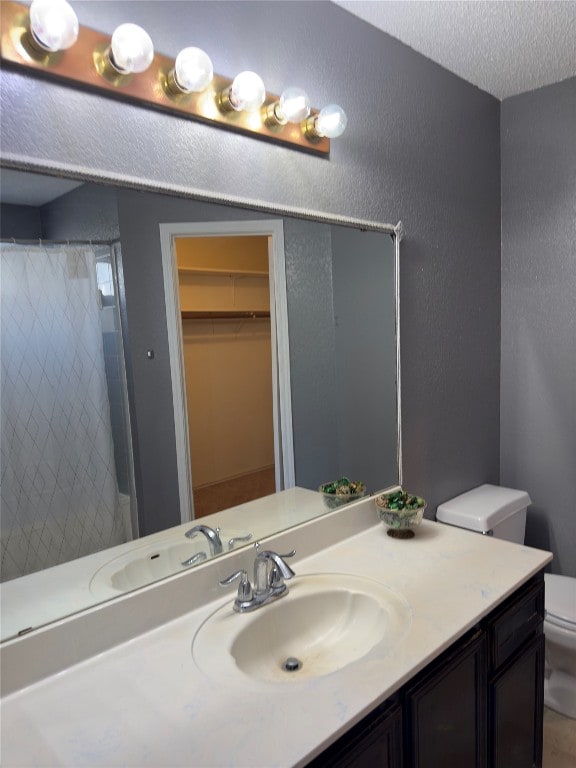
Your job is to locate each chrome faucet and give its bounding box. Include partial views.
[220,543,296,612]
[185,524,223,556]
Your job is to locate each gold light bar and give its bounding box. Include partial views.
[0,1,331,157]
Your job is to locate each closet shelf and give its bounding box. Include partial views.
[178,267,268,278]
[181,310,270,320]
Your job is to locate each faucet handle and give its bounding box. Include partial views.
[254,542,296,562]
[181,551,207,567]
[227,533,253,550]
[269,563,288,590]
[274,551,296,581]
[259,549,297,582]
[265,551,296,595]
[219,569,253,604]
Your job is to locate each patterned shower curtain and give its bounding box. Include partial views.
[1,243,129,581]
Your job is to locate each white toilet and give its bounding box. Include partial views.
[543,574,576,719]
[436,483,576,720]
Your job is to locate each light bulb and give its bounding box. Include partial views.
[229,71,266,112]
[316,104,348,138]
[29,0,79,52]
[173,47,213,93]
[278,87,310,123]
[109,23,154,74]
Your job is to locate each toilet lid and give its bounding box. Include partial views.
[545,574,576,625]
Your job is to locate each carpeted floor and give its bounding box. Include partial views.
[192,466,276,518]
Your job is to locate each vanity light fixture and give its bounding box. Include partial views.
[28,0,78,52]
[306,103,348,140]
[0,0,344,156]
[264,86,311,126]
[218,71,266,113]
[167,46,213,94]
[106,23,154,75]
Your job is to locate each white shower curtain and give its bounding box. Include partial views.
[1,243,130,581]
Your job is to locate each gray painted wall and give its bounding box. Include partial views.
[42,184,120,242]
[0,1,502,518]
[331,227,397,491]
[0,203,42,238]
[501,78,576,577]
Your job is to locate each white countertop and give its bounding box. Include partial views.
[0,509,551,768]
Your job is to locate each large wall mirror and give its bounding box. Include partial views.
[0,165,401,642]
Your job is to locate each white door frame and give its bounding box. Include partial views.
[159,219,295,523]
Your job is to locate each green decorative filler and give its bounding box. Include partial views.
[375,489,426,539]
[318,477,366,509]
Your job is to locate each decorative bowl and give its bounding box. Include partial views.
[318,477,366,509]
[374,490,426,538]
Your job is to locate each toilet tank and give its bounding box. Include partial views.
[436,484,530,543]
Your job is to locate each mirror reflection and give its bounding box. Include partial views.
[0,167,399,641]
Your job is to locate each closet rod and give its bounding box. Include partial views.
[181,310,270,320]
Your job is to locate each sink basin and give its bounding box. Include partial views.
[90,540,209,596]
[89,531,251,597]
[192,573,412,684]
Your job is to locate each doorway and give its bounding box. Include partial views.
[160,220,294,522]
[176,235,274,516]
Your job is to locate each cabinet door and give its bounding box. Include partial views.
[306,701,403,768]
[488,577,544,670]
[404,630,487,768]
[489,633,545,768]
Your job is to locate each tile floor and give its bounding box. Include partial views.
[543,707,576,767]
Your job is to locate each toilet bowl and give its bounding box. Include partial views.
[436,484,576,720]
[544,574,576,719]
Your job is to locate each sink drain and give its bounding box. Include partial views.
[282,656,303,673]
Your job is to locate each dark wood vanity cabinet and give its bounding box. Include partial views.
[403,629,487,768]
[307,699,403,768]
[489,633,545,768]
[306,572,545,768]
[487,576,546,768]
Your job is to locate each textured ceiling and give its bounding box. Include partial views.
[334,0,576,99]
